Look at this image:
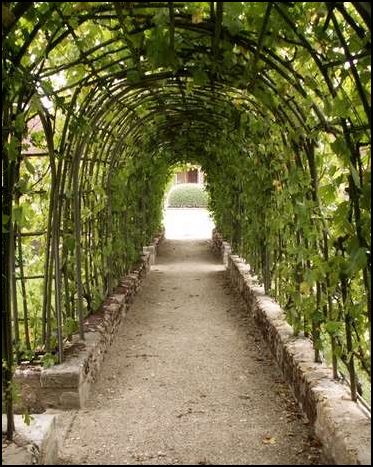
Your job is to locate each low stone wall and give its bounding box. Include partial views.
[212,229,371,465]
[14,232,164,414]
[2,414,58,465]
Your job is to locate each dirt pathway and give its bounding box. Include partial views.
[59,240,322,465]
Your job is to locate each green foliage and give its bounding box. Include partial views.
[63,318,78,339]
[4,136,20,161]
[204,118,371,391]
[1,2,370,420]
[41,353,57,369]
[167,183,208,208]
[22,410,34,427]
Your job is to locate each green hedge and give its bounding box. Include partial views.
[167,183,208,208]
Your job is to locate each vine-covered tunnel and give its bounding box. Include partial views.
[2,2,371,442]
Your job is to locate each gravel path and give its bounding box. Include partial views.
[59,240,322,465]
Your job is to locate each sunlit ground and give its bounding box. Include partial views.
[163,208,215,240]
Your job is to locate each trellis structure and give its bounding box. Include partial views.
[2,2,371,439]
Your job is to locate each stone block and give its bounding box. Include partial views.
[144,245,156,264]
[59,391,80,409]
[1,443,35,465]
[41,366,81,389]
[111,294,126,306]
[2,414,59,465]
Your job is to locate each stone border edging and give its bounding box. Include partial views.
[14,231,164,414]
[212,229,371,465]
[2,413,58,465]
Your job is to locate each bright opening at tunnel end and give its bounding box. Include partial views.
[164,208,215,240]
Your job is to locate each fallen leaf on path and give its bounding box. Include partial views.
[176,408,205,418]
[238,394,251,400]
[197,458,211,465]
[262,436,277,445]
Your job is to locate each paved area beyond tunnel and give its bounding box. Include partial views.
[164,208,215,240]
